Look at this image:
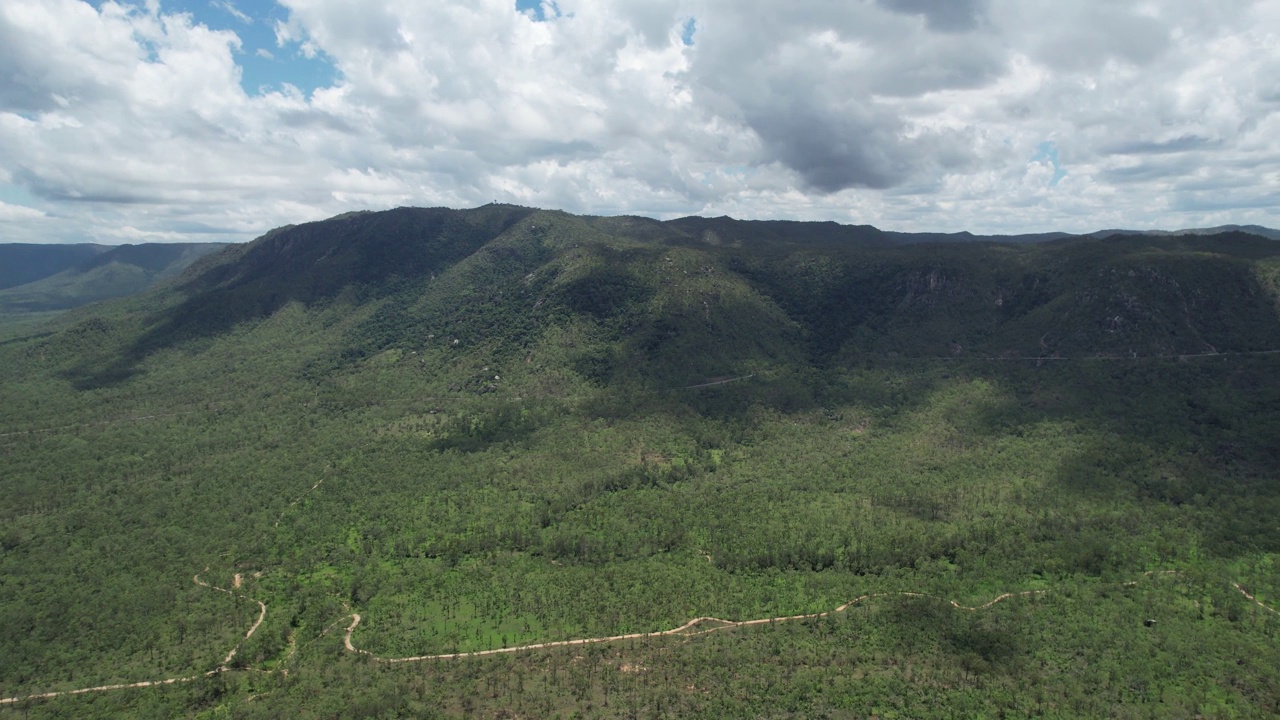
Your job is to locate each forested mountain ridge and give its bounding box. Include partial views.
[0,242,227,314]
[2,205,1280,718]
[1087,224,1280,241]
[95,204,1280,386]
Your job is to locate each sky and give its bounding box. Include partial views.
[1,0,1278,244]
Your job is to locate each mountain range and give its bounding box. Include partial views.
[89,206,1280,377]
[3,204,1280,717]
[2,214,1274,319]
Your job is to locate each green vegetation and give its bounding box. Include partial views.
[0,242,226,315]
[1,206,1278,718]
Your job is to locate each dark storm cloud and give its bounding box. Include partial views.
[684,0,1005,193]
[745,103,907,191]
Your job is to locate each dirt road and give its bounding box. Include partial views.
[4,569,1275,703]
[340,574,1273,664]
[1,572,265,705]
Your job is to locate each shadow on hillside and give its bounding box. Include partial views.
[425,402,543,454]
[1042,356,1280,559]
[900,354,1280,570]
[721,232,1280,365]
[574,349,1280,573]
[62,206,536,390]
[690,231,1280,569]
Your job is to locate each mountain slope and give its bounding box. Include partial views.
[730,230,1280,361]
[34,206,1278,394]
[0,243,110,289]
[0,242,227,314]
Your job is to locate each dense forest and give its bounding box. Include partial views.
[1,205,1278,718]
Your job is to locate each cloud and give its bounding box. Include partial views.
[0,200,45,221]
[0,0,1277,244]
[212,0,252,25]
[683,1,1008,193]
[99,225,199,242]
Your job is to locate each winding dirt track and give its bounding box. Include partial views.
[1235,582,1280,615]
[3,569,1276,704]
[0,673,213,705]
[342,588,1047,663]
[192,571,268,669]
[683,374,756,390]
[341,575,1276,664]
[0,573,266,706]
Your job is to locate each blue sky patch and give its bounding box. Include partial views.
[89,0,338,97]
[0,184,43,209]
[680,17,697,46]
[1031,141,1067,187]
[516,0,560,22]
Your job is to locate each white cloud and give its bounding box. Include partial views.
[0,0,1277,244]
[212,0,252,25]
[99,225,195,242]
[0,200,45,221]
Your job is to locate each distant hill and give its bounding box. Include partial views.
[0,243,111,289]
[0,242,228,314]
[659,218,1279,246]
[1088,224,1280,240]
[662,216,1078,246]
